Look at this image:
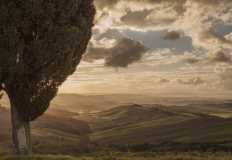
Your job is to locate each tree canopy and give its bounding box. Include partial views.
[0,0,95,121]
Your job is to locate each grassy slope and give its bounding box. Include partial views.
[2,94,232,155]
[0,107,91,155]
[2,152,232,160]
[82,103,232,146]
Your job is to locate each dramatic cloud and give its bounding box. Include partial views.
[177,77,205,86]
[120,9,153,27]
[94,0,232,54]
[199,29,232,50]
[84,38,149,67]
[94,0,119,9]
[163,31,181,40]
[95,0,185,10]
[105,38,149,67]
[182,57,201,64]
[96,29,124,41]
[157,78,170,84]
[83,43,109,62]
[61,0,232,96]
[208,50,232,63]
[174,0,232,53]
[123,29,193,52]
[220,68,232,90]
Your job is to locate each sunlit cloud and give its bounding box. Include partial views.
[60,0,232,97]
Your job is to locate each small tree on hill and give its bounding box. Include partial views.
[0,0,95,154]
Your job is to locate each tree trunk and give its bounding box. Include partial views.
[11,104,31,154]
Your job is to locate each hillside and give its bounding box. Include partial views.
[77,103,232,147]
[0,107,91,155]
[1,94,232,154]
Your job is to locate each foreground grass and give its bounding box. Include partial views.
[2,152,232,160]
[1,155,76,160]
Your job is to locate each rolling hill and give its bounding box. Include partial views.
[77,103,232,147]
[1,94,232,154]
[0,107,91,155]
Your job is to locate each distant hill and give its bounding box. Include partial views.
[50,94,231,113]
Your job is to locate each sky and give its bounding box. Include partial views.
[60,0,232,98]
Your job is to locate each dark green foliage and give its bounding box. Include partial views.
[0,0,95,121]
